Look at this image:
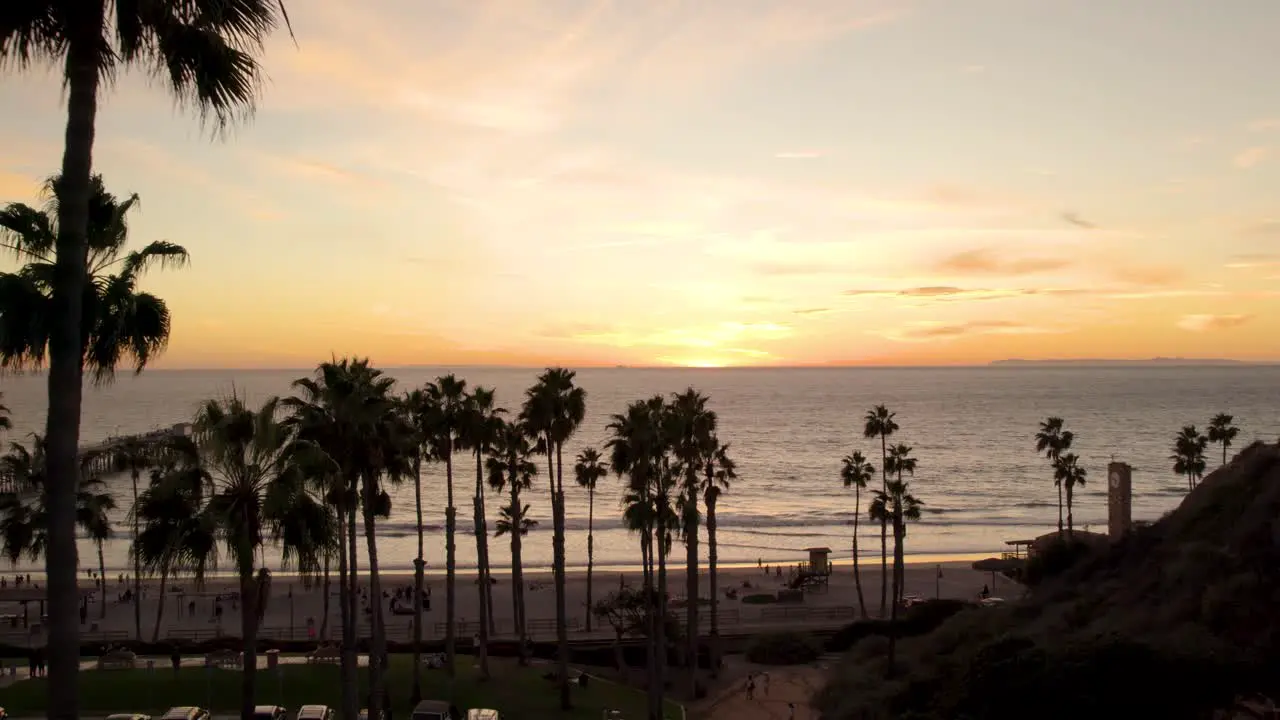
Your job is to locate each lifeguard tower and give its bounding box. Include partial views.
[789,547,833,592]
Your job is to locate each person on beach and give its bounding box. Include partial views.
[746,674,755,700]
[762,671,770,696]
[788,702,796,720]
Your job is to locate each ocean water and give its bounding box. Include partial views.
[1,366,1277,576]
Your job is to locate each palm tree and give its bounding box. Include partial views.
[461,386,503,680]
[862,405,898,617]
[868,478,923,676]
[702,440,735,676]
[1171,425,1209,492]
[400,388,434,701]
[1207,413,1240,466]
[486,419,538,660]
[841,451,875,618]
[100,434,161,640]
[520,367,587,710]
[0,394,11,433]
[666,388,717,696]
[79,474,116,620]
[1053,453,1087,538]
[0,440,47,565]
[195,394,327,720]
[883,443,916,609]
[0,168,196,705]
[1034,417,1074,534]
[425,373,468,676]
[574,448,609,633]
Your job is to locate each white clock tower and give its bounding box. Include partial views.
[1107,461,1133,539]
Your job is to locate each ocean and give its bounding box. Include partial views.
[1,365,1277,576]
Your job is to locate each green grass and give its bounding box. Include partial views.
[0,656,682,720]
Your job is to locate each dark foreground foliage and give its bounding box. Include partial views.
[818,441,1280,720]
[745,631,821,665]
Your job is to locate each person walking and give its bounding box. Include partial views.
[788,702,796,720]
[746,674,755,700]
[762,671,770,696]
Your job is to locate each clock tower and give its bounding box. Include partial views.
[1107,461,1133,539]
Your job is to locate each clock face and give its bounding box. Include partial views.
[1109,471,1121,489]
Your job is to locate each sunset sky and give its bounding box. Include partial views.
[1,0,1278,368]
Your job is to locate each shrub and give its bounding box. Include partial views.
[741,593,777,604]
[746,631,821,665]
[1023,538,1094,587]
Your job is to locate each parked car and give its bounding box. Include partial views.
[411,700,454,720]
[466,710,500,720]
[106,714,152,720]
[161,707,210,720]
[358,709,385,720]
[253,706,288,720]
[297,706,335,720]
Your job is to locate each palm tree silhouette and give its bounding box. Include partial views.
[863,405,898,617]
[1035,417,1074,534]
[1171,425,1208,492]
[574,448,609,632]
[1053,453,1087,537]
[703,441,735,676]
[884,443,917,608]
[1207,413,1239,466]
[869,477,923,677]
[425,373,468,676]
[461,386,504,680]
[1,4,291,702]
[841,451,875,618]
[487,419,539,660]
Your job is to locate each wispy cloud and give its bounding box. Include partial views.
[792,307,832,315]
[879,319,1063,342]
[934,248,1072,276]
[1225,252,1280,270]
[1233,146,1270,169]
[1061,212,1097,230]
[1177,314,1254,332]
[1248,118,1280,132]
[1239,219,1280,238]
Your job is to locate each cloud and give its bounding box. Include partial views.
[1177,314,1254,332]
[773,150,825,159]
[1233,146,1270,169]
[1249,119,1280,132]
[934,248,1072,276]
[792,307,831,315]
[1061,212,1097,230]
[1239,219,1280,238]
[1106,263,1185,286]
[880,320,1062,342]
[1225,252,1280,270]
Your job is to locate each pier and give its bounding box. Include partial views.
[0,423,192,494]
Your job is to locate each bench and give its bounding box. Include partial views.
[306,645,341,664]
[96,650,137,670]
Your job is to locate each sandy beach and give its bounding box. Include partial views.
[1,558,1010,645]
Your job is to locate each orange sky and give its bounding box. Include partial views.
[1,0,1277,368]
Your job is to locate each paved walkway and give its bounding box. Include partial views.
[698,665,823,720]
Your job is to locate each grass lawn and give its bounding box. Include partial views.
[0,656,681,719]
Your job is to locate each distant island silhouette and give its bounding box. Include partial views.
[990,358,1269,367]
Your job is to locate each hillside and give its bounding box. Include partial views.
[818,441,1280,720]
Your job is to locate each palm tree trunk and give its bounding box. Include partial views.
[45,30,102,720]
[684,490,698,698]
[132,468,142,640]
[472,493,491,680]
[1065,483,1074,538]
[152,568,169,643]
[511,484,526,664]
[706,488,721,677]
[853,486,867,618]
[337,507,357,720]
[97,541,108,619]
[320,554,330,642]
[641,515,658,720]
[655,508,669,719]
[345,498,360,720]
[553,442,571,711]
[879,434,888,618]
[361,479,387,720]
[585,487,595,633]
[412,457,425,702]
[476,453,495,641]
[239,567,260,720]
[445,453,457,675]
[886,520,903,678]
[1057,481,1064,534]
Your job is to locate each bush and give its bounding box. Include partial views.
[1023,538,1095,587]
[741,593,777,605]
[746,631,821,665]
[823,599,969,653]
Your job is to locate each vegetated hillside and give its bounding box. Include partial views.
[818,441,1280,720]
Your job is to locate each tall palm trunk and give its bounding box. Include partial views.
[152,567,169,643]
[641,508,658,720]
[1065,483,1075,538]
[886,518,904,677]
[510,483,527,663]
[852,484,867,618]
[320,554,330,641]
[445,452,457,675]
[878,434,888,618]
[684,488,698,697]
[412,457,425,701]
[337,507,357,720]
[97,541,108,619]
[239,565,260,720]
[345,498,361,720]
[655,506,669,720]
[472,476,491,680]
[705,487,721,677]
[553,443,571,710]
[45,31,102,720]
[585,485,595,632]
[1056,481,1064,534]
[476,452,495,643]
[361,477,387,720]
[132,468,142,640]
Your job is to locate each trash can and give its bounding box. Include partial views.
[266,648,280,670]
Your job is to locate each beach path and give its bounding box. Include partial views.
[698,665,822,720]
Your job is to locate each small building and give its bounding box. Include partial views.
[804,547,832,576]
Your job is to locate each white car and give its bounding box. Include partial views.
[161,708,210,720]
[297,706,334,720]
[467,711,500,720]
